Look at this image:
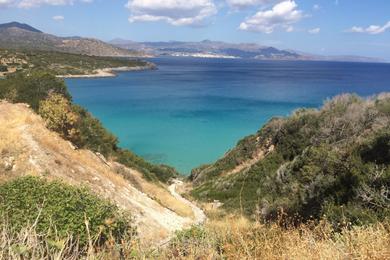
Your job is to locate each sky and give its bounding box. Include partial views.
[1,0,390,59]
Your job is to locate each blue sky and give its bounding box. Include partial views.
[1,0,390,59]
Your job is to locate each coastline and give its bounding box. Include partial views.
[56,63,156,79]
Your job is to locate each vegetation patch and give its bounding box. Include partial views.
[159,217,390,259]
[0,48,149,76]
[0,176,134,247]
[191,94,390,226]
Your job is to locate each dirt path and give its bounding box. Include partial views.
[222,144,274,177]
[168,179,206,225]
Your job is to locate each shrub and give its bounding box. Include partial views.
[0,176,134,247]
[160,217,390,259]
[71,105,118,157]
[39,93,80,143]
[116,149,178,183]
[376,97,390,116]
[360,130,390,165]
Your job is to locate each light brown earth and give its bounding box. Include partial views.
[0,101,205,246]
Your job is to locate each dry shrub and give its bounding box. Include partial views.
[2,217,389,259]
[158,216,390,260]
[38,93,80,143]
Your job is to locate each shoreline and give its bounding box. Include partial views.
[56,63,156,79]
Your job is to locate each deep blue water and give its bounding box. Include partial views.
[66,58,390,174]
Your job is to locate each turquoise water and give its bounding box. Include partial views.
[67,58,390,174]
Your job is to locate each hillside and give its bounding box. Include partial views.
[0,22,145,57]
[0,101,202,246]
[0,48,155,77]
[190,94,390,224]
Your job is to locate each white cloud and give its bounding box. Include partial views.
[226,0,278,9]
[0,0,14,7]
[347,21,390,35]
[308,27,320,34]
[239,0,303,33]
[17,0,92,8]
[313,4,320,10]
[126,0,217,26]
[52,15,64,21]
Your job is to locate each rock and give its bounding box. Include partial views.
[3,156,15,171]
[95,152,109,165]
[67,141,76,150]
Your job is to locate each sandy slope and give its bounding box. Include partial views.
[169,180,206,225]
[0,101,200,245]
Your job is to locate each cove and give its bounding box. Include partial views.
[66,57,390,174]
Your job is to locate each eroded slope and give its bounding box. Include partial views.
[0,101,196,245]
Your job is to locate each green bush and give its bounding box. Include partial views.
[0,71,70,110]
[170,225,210,256]
[116,149,178,183]
[0,176,134,247]
[71,105,119,157]
[360,130,390,165]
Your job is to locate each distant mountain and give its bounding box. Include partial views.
[0,22,42,33]
[109,39,385,62]
[0,22,145,57]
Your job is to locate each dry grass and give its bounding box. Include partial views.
[0,223,90,260]
[0,103,36,181]
[141,181,195,219]
[0,221,138,260]
[2,216,389,260]
[158,215,390,260]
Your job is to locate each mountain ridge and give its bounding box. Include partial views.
[109,38,386,62]
[0,21,42,33]
[0,22,145,57]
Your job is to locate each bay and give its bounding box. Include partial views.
[67,57,390,174]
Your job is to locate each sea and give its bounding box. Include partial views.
[66,57,390,174]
